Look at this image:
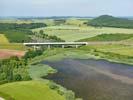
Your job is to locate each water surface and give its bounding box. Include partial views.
[43,59,133,100]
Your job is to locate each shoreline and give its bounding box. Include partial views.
[28,48,133,100]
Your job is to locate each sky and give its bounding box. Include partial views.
[0,0,133,17]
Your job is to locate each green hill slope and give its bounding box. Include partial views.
[79,34,133,42]
[89,15,133,28]
[0,81,65,100]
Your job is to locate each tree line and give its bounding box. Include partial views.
[0,23,47,31]
[33,30,65,42]
[0,49,45,84]
[0,23,47,43]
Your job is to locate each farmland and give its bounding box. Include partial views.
[0,34,26,58]
[33,25,133,41]
[0,49,25,59]
[0,0,133,99]
[0,34,9,44]
[78,34,133,41]
[0,16,133,100]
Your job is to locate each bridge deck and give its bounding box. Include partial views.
[23,42,88,45]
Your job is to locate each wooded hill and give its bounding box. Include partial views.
[89,15,133,29]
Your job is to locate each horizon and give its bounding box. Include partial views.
[0,15,133,18]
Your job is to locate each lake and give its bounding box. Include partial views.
[43,59,133,100]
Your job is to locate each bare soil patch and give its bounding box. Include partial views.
[0,49,25,59]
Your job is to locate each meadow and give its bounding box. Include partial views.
[78,34,133,41]
[0,81,66,100]
[33,25,133,41]
[81,44,133,57]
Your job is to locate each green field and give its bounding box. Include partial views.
[73,44,132,57]
[33,25,133,41]
[0,34,26,50]
[3,30,31,43]
[81,44,133,57]
[0,81,66,100]
[78,34,133,41]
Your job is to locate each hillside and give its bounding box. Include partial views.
[33,25,133,42]
[78,34,133,42]
[0,81,65,100]
[89,15,133,29]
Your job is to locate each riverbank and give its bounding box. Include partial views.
[27,46,133,100]
[30,46,133,66]
[28,64,81,100]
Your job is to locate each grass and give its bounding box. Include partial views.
[30,44,133,65]
[0,34,9,44]
[122,37,133,42]
[0,34,27,50]
[29,64,57,79]
[81,44,133,56]
[78,34,133,41]
[0,43,27,50]
[3,30,30,43]
[0,81,66,100]
[65,19,88,26]
[0,19,33,24]
[32,25,133,41]
[30,48,93,64]
[0,19,54,25]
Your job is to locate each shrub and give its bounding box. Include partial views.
[13,74,22,81]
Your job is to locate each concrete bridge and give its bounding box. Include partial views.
[23,42,88,49]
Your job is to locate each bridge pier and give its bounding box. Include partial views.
[62,45,65,48]
[76,45,79,48]
[33,45,36,51]
[48,45,51,49]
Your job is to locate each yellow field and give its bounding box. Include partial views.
[0,34,9,44]
[0,43,28,51]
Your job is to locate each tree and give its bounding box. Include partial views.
[13,74,22,81]
[39,30,44,35]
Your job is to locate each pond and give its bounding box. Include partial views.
[42,59,133,100]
